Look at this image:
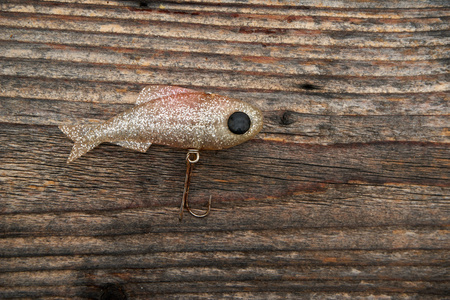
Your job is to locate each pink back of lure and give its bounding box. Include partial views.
[60,85,263,163]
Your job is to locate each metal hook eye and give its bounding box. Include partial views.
[186,150,200,163]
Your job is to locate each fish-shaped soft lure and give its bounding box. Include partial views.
[60,85,263,163]
[60,85,263,219]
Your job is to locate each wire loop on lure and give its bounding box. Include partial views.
[179,149,212,221]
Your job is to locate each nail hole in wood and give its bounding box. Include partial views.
[280,111,297,126]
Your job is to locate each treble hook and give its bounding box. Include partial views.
[179,149,212,221]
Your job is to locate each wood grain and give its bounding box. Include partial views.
[0,0,449,299]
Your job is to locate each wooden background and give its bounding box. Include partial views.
[0,0,449,299]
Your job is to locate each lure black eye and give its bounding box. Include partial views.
[228,112,251,134]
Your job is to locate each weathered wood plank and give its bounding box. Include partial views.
[1,12,449,47]
[3,41,448,77]
[2,77,449,116]
[1,227,448,256]
[2,2,450,32]
[2,266,448,288]
[2,58,447,94]
[0,287,448,300]
[1,124,448,212]
[1,99,448,144]
[118,2,450,18]
[116,280,450,296]
[1,250,448,273]
[3,27,449,61]
[0,77,450,122]
[2,181,449,234]
[38,0,450,9]
[131,294,447,300]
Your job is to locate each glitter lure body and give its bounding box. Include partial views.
[60,85,263,163]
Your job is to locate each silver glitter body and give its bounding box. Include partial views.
[60,86,263,163]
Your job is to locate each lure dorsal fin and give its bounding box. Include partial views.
[135,85,203,105]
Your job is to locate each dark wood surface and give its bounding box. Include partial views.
[0,0,449,299]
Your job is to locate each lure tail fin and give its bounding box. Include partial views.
[59,124,101,163]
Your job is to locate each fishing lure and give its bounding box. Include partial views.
[60,85,263,220]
